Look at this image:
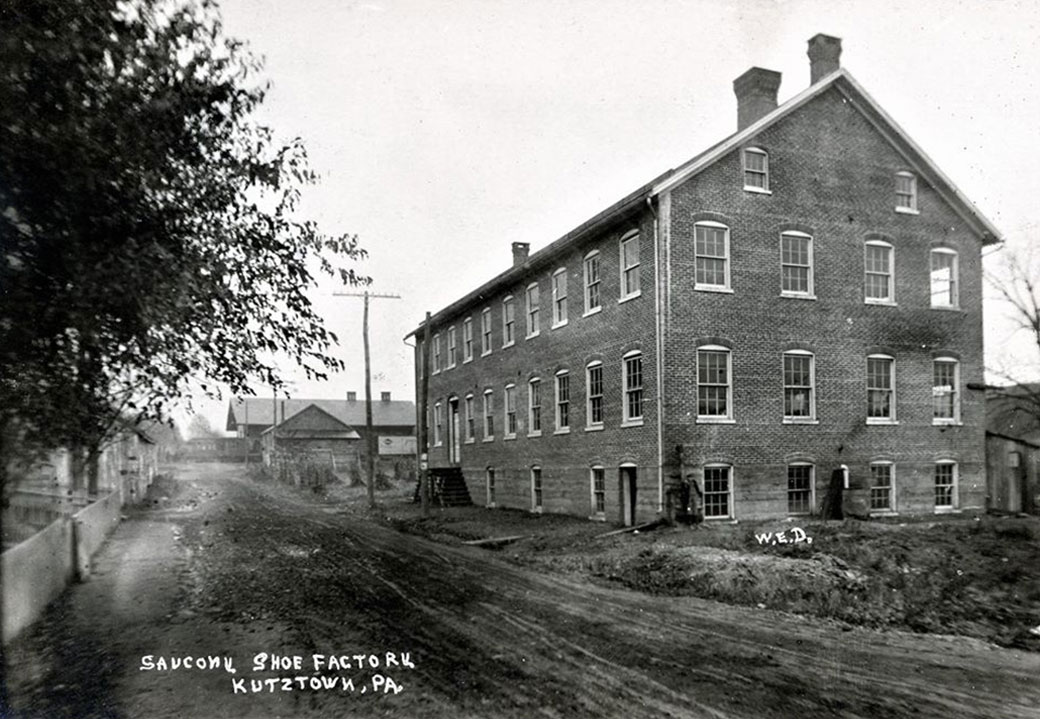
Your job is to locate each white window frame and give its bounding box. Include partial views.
[696,345,733,422]
[433,401,443,446]
[480,308,492,356]
[930,248,959,309]
[866,354,897,424]
[526,282,540,338]
[895,171,918,214]
[694,221,731,292]
[589,465,606,519]
[786,463,815,516]
[432,333,442,374]
[584,250,602,315]
[864,239,895,305]
[555,370,570,434]
[622,350,644,426]
[743,147,770,193]
[619,231,641,301]
[779,231,814,298]
[702,464,733,519]
[585,361,604,430]
[782,350,816,423]
[504,383,517,439]
[934,460,958,511]
[486,467,496,507]
[932,357,961,425]
[464,393,475,443]
[531,466,543,513]
[551,268,568,328]
[869,461,896,514]
[502,296,516,348]
[446,326,457,369]
[482,389,494,441]
[528,378,542,437]
[462,317,473,363]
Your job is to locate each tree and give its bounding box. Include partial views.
[984,244,1040,438]
[0,0,366,490]
[186,413,220,441]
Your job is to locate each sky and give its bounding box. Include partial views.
[190,0,1040,434]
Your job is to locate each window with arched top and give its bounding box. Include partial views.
[694,222,731,291]
[743,147,769,192]
[583,250,602,314]
[930,248,958,308]
[864,239,894,304]
[619,231,641,300]
[895,171,917,213]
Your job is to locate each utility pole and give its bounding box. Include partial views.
[334,290,401,508]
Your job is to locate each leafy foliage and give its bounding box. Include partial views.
[0,0,366,467]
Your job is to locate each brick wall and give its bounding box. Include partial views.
[662,86,986,519]
[424,210,663,523]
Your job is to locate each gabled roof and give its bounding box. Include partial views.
[409,67,1002,336]
[259,404,363,440]
[227,397,415,431]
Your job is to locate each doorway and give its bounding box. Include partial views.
[619,465,637,526]
[448,398,460,465]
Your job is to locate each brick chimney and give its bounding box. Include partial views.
[511,242,530,267]
[733,67,782,131]
[807,33,842,84]
[381,391,391,402]
[347,391,356,402]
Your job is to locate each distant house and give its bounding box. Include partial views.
[260,404,362,469]
[986,389,1040,514]
[227,392,417,469]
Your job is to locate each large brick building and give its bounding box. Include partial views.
[410,34,1000,524]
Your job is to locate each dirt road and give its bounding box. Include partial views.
[5,463,1039,718]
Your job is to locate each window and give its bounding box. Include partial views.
[934,461,957,509]
[783,351,815,420]
[1009,451,1022,468]
[433,401,443,446]
[930,249,958,308]
[551,269,568,327]
[703,465,732,519]
[502,297,516,347]
[555,371,570,432]
[432,334,442,373]
[462,318,473,362]
[743,148,769,191]
[866,355,895,422]
[482,390,494,440]
[620,232,640,299]
[504,384,517,438]
[526,283,540,337]
[590,466,605,516]
[586,362,603,427]
[864,240,894,303]
[623,351,643,423]
[695,222,730,290]
[787,464,814,515]
[932,358,960,423]
[780,232,813,296]
[870,462,894,512]
[464,394,475,442]
[480,308,492,355]
[895,171,917,212]
[584,251,602,314]
[486,467,495,506]
[528,378,542,436]
[446,326,457,368]
[697,347,731,419]
[531,467,543,511]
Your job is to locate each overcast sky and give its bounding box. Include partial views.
[192,0,1040,433]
